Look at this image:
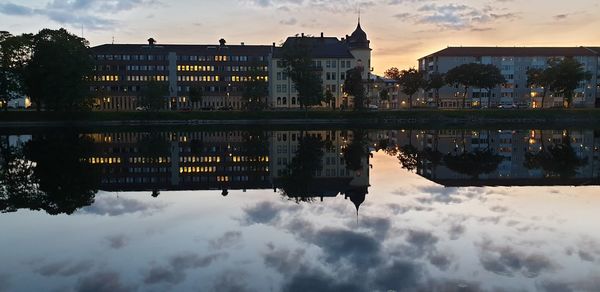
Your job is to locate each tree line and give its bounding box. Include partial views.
[383,58,591,109]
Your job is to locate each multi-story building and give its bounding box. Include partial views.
[418,47,600,108]
[90,39,271,111]
[90,21,372,111]
[268,21,372,109]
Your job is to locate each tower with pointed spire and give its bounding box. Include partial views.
[347,17,372,80]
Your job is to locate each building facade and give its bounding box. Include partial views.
[269,22,372,109]
[418,47,600,108]
[90,21,371,111]
[90,39,271,111]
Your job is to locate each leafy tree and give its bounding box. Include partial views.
[0,32,33,110]
[379,88,389,101]
[398,68,425,108]
[0,141,44,213]
[552,58,592,108]
[242,68,268,111]
[324,90,335,108]
[23,28,94,111]
[189,86,203,108]
[343,66,366,110]
[425,72,445,107]
[477,64,506,108]
[526,64,557,108]
[445,63,481,108]
[384,67,401,80]
[139,80,168,111]
[281,38,324,110]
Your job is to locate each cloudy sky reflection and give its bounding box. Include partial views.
[1,152,599,291]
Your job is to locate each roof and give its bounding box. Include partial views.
[347,22,370,50]
[272,36,355,59]
[421,46,600,59]
[91,43,273,55]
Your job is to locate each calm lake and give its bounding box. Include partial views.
[0,127,599,292]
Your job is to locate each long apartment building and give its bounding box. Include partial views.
[90,39,271,111]
[90,20,371,111]
[418,47,600,108]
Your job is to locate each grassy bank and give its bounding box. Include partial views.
[0,109,600,122]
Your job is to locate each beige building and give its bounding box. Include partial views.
[269,21,372,109]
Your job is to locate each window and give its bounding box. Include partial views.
[277,97,281,105]
[340,72,346,80]
[282,97,287,105]
[292,97,296,105]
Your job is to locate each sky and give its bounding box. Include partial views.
[1,0,599,75]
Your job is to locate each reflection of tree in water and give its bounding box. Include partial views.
[0,143,44,213]
[444,150,503,179]
[280,133,325,202]
[342,130,369,173]
[0,133,101,215]
[524,134,588,179]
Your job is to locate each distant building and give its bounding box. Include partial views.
[90,39,271,111]
[269,20,372,109]
[418,47,600,108]
[90,20,372,111]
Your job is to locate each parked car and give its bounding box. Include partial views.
[497,104,516,109]
[179,106,192,112]
[135,106,148,111]
[367,104,379,110]
[218,106,233,111]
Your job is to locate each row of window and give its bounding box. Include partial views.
[96,54,166,61]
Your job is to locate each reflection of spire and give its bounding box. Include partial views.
[345,187,367,224]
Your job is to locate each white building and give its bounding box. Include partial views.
[418,47,600,108]
[269,21,372,109]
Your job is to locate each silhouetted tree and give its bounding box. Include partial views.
[398,68,425,108]
[281,38,324,110]
[22,133,100,215]
[343,67,366,110]
[139,80,168,111]
[23,28,94,111]
[524,134,588,178]
[280,133,325,200]
[444,149,503,179]
[425,72,445,108]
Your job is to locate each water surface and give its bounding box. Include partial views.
[0,128,599,291]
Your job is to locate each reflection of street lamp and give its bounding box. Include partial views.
[227,83,231,109]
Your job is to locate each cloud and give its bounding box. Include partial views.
[263,246,307,274]
[373,260,422,291]
[33,260,94,277]
[281,269,363,292]
[76,271,136,292]
[478,239,556,278]
[0,0,161,30]
[105,234,129,249]
[79,195,166,216]
[0,274,10,292]
[393,3,519,31]
[143,252,226,285]
[280,18,298,25]
[0,3,34,15]
[313,228,382,267]
[210,231,243,250]
[241,201,282,225]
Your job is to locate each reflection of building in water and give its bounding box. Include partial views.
[81,130,370,206]
[375,129,600,186]
[84,131,270,192]
[269,130,370,206]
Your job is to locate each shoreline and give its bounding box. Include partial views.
[1,109,600,128]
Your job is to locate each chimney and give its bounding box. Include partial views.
[272,42,276,47]
[320,32,324,38]
[301,33,304,37]
[219,38,226,46]
[241,42,245,46]
[147,38,156,46]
